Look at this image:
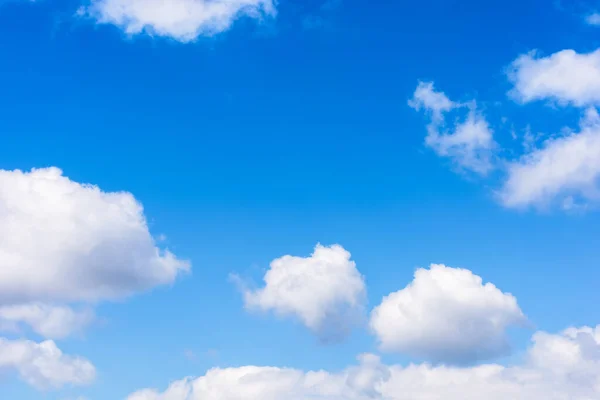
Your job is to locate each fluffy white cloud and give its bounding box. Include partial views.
[370,264,526,364]
[127,325,600,400]
[0,167,189,306]
[0,338,95,390]
[79,0,275,42]
[240,244,366,342]
[499,108,600,209]
[410,82,496,175]
[0,167,189,344]
[0,304,94,340]
[509,49,600,107]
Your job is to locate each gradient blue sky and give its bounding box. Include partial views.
[1,0,600,399]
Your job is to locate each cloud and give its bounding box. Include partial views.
[240,244,366,342]
[414,54,600,210]
[0,167,189,305]
[126,325,600,400]
[0,167,189,339]
[0,338,95,390]
[0,304,94,340]
[302,0,342,31]
[508,49,600,107]
[125,354,392,400]
[410,82,496,175]
[499,108,600,209]
[409,81,457,121]
[585,13,600,26]
[78,0,276,42]
[370,264,526,364]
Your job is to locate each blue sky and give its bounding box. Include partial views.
[1,0,600,399]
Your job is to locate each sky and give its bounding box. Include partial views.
[1,0,600,399]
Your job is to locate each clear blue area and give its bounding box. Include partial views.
[1,0,599,398]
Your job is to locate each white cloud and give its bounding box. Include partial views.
[0,167,189,343]
[585,13,600,26]
[410,82,496,175]
[240,244,366,342]
[79,0,276,42]
[126,353,393,400]
[127,325,600,400]
[0,304,94,340]
[0,167,189,306]
[409,81,456,121]
[0,338,95,390]
[369,264,526,364]
[499,108,600,209]
[508,49,600,107]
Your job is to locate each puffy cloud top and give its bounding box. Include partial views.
[370,264,526,364]
[242,244,366,342]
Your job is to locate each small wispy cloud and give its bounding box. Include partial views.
[585,12,600,26]
[302,0,342,31]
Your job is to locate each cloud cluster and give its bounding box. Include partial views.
[370,264,526,364]
[1,6,597,400]
[126,325,600,400]
[0,167,189,389]
[240,248,527,365]
[241,244,366,342]
[124,251,597,399]
[79,0,276,42]
[410,82,496,175]
[413,46,600,210]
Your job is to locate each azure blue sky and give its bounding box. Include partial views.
[1,0,600,399]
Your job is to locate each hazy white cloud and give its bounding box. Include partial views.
[0,167,189,306]
[410,82,496,175]
[499,108,600,209]
[0,338,95,390]
[79,0,275,42]
[370,264,526,364]
[127,325,600,400]
[0,304,94,340]
[585,13,600,26]
[509,49,600,107]
[240,244,366,342]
